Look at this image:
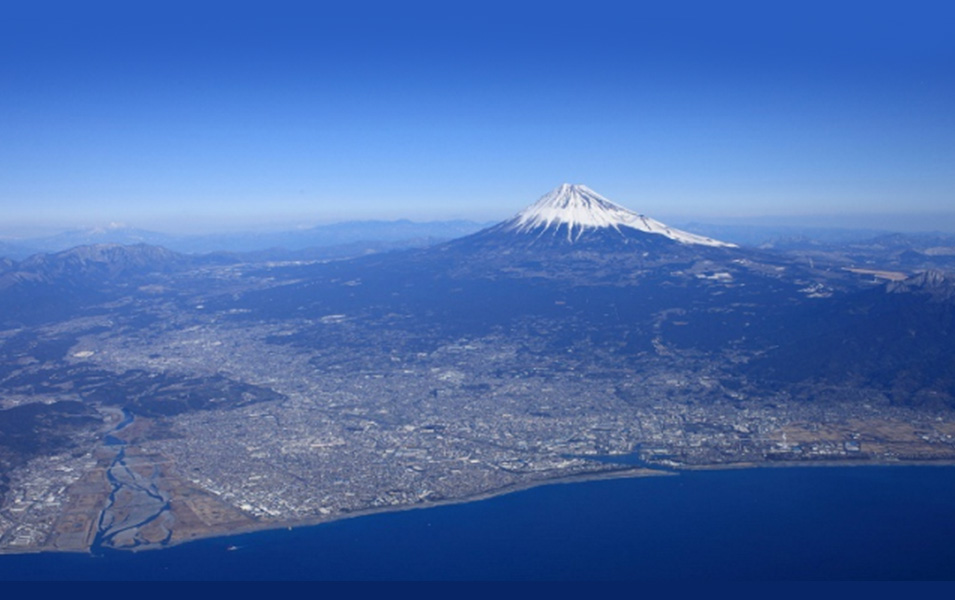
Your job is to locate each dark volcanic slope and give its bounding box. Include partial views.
[218,206,844,369]
[213,186,955,412]
[748,271,955,408]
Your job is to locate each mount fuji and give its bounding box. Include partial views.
[484,183,735,248]
[435,184,741,272]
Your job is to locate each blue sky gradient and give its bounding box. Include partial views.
[2,1,953,233]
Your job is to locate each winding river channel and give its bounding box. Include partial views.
[92,410,174,551]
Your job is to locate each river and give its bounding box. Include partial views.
[92,410,173,551]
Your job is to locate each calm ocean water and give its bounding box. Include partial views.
[2,465,954,580]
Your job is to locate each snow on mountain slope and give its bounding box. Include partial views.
[504,184,736,247]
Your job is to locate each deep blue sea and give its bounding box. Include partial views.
[2,465,955,580]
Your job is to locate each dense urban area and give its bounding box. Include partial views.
[1,212,954,553]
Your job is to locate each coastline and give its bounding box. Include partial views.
[111,464,673,554]
[5,456,955,557]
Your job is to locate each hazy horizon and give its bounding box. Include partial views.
[4,206,955,240]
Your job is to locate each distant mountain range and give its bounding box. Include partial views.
[5,212,955,277]
[0,219,494,260]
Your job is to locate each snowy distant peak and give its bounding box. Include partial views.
[505,184,736,247]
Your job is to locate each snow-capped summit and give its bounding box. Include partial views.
[503,183,735,247]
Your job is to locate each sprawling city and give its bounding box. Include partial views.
[2,186,954,554]
[3,2,954,579]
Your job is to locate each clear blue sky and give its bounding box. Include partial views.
[2,0,953,234]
